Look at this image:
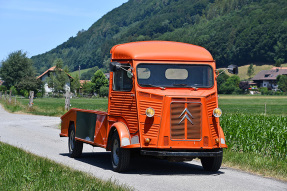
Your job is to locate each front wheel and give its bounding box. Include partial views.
[200,149,223,172]
[111,132,130,172]
[68,124,83,158]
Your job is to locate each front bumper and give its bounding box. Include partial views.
[140,150,222,157]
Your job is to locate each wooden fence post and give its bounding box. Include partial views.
[29,91,34,107]
[4,90,7,101]
[65,91,71,111]
[9,89,12,103]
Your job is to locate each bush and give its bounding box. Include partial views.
[36,92,43,98]
[0,85,7,92]
[99,86,109,97]
[259,87,269,95]
[10,86,18,95]
[20,89,29,98]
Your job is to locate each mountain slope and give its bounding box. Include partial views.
[31,0,287,74]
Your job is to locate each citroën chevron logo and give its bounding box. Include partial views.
[178,108,194,125]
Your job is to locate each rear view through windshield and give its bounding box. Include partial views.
[137,63,214,88]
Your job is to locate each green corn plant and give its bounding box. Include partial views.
[221,114,287,160]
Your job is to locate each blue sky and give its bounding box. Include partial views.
[0,0,128,61]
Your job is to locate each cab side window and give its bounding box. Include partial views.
[113,64,133,91]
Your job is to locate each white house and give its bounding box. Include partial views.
[252,67,287,90]
[37,66,73,95]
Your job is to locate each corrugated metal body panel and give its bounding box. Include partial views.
[141,123,160,137]
[139,100,162,116]
[138,92,163,146]
[206,93,219,143]
[109,91,138,134]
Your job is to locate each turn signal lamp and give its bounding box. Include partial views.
[145,138,151,144]
[146,107,155,117]
[213,108,222,118]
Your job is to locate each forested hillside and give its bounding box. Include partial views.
[31,0,287,74]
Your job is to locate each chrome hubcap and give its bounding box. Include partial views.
[69,131,75,151]
[112,139,119,166]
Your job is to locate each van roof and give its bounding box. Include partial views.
[110,41,213,62]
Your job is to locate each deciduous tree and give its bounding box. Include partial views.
[91,70,108,94]
[247,64,255,79]
[0,50,35,88]
[71,74,81,94]
[277,75,287,92]
[45,58,70,96]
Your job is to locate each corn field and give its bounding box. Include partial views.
[221,114,287,159]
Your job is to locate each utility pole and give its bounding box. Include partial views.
[79,65,81,80]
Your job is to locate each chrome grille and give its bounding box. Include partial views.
[171,102,202,140]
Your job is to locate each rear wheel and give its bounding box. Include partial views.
[201,149,223,172]
[68,124,83,158]
[111,132,130,172]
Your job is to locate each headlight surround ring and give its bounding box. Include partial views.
[146,107,155,118]
[213,108,222,118]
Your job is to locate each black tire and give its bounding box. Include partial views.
[201,149,223,172]
[68,124,83,158]
[111,132,130,172]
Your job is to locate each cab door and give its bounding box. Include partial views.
[108,63,139,134]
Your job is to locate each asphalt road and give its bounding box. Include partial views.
[0,105,286,191]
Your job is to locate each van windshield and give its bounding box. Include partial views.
[137,63,214,88]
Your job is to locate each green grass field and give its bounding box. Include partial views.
[219,95,287,116]
[0,142,129,191]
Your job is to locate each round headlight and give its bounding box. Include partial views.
[213,108,222,117]
[146,107,155,118]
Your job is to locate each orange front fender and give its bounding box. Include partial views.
[218,125,228,148]
[110,122,131,147]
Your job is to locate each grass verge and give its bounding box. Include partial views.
[0,97,108,116]
[223,149,286,181]
[0,142,130,191]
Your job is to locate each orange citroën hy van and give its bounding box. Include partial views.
[60,41,238,172]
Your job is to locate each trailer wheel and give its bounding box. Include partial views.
[68,124,83,158]
[111,132,130,172]
[200,149,223,172]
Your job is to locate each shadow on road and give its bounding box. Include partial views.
[60,152,225,176]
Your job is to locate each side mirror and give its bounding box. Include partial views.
[110,62,121,72]
[227,65,238,74]
[127,68,133,78]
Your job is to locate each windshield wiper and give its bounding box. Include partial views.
[141,84,165,90]
[173,83,187,86]
[173,83,198,90]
